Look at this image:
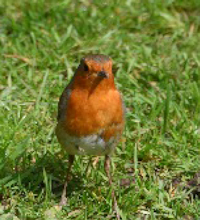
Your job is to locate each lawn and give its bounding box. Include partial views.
[0,0,200,219]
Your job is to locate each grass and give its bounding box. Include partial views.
[0,0,200,219]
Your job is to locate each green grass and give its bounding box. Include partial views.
[1,0,200,219]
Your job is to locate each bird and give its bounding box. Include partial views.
[56,54,125,219]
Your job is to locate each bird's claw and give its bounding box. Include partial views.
[59,197,67,207]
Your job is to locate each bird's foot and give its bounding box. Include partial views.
[59,196,67,207]
[113,197,120,220]
[114,206,121,220]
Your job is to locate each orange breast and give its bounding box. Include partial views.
[63,88,124,137]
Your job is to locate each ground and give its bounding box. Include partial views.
[0,0,200,219]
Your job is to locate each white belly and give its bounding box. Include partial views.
[56,127,116,156]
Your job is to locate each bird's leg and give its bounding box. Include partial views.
[104,155,120,220]
[59,154,75,206]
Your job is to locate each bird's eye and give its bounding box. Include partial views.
[83,63,89,71]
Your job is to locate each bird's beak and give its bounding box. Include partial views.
[98,71,109,79]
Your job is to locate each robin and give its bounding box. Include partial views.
[56,54,125,219]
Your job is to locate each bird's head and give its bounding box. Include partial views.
[72,54,115,90]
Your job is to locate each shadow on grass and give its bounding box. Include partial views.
[0,151,86,203]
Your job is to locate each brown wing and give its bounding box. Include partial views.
[57,85,72,121]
